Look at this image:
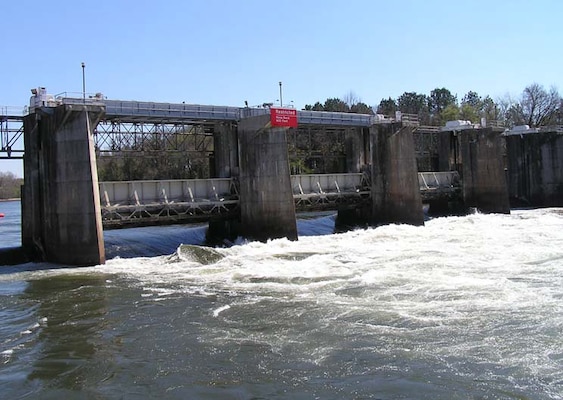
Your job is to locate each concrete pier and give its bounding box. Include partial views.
[213,122,238,178]
[505,131,563,207]
[448,128,510,213]
[370,123,424,226]
[345,127,369,173]
[237,114,298,241]
[22,104,106,266]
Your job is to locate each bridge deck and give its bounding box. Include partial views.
[61,98,374,127]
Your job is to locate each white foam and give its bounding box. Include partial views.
[212,304,231,317]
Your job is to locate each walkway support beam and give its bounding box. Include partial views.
[22,104,106,266]
[238,114,297,241]
[370,123,424,226]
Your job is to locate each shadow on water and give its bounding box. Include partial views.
[22,274,115,392]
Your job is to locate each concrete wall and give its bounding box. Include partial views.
[459,128,510,213]
[506,132,563,206]
[370,123,424,226]
[238,114,297,241]
[22,104,106,266]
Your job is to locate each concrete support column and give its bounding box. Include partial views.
[460,128,510,213]
[22,104,106,266]
[213,122,238,178]
[505,132,563,207]
[238,114,297,241]
[345,127,368,173]
[370,123,424,226]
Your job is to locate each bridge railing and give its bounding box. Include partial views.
[1,106,27,116]
[102,100,241,121]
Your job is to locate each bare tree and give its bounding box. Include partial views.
[521,83,561,127]
[343,91,361,108]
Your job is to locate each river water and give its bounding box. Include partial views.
[1,200,562,399]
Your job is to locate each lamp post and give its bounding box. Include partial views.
[279,81,283,107]
[81,62,86,103]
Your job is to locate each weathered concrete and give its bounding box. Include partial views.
[345,127,369,173]
[439,128,510,213]
[505,131,563,207]
[458,129,510,213]
[213,122,238,178]
[22,104,106,266]
[238,114,297,241]
[370,123,424,226]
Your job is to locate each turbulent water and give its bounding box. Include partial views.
[1,201,563,399]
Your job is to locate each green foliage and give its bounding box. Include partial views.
[0,172,22,199]
[429,88,457,115]
[442,104,461,122]
[397,92,430,124]
[350,102,373,114]
[303,101,324,111]
[376,97,397,116]
[304,95,374,115]
[459,103,478,122]
[323,98,350,112]
[429,88,457,124]
[397,92,428,114]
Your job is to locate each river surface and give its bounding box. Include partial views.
[1,200,563,399]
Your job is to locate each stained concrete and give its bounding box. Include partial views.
[370,123,424,226]
[238,114,297,241]
[439,128,510,214]
[22,104,105,266]
[506,131,563,207]
[345,127,369,173]
[459,129,510,214]
[213,122,238,178]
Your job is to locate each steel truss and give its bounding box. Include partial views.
[94,120,216,155]
[0,115,24,159]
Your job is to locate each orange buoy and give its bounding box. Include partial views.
[0,213,4,218]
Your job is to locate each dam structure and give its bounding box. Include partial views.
[2,89,530,266]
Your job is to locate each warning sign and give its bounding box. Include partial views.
[270,107,298,128]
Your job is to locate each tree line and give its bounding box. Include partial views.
[0,172,23,199]
[304,83,563,128]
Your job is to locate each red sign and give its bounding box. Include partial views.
[270,107,298,128]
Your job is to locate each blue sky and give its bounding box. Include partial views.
[2,0,562,176]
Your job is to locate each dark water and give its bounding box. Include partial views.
[1,203,563,399]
